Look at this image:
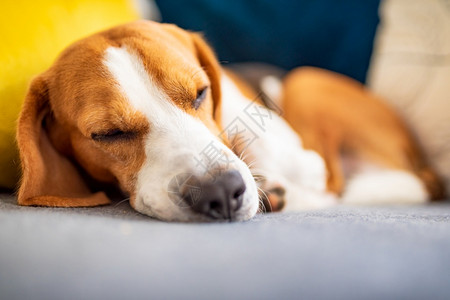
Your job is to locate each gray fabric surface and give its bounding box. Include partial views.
[1,194,449,300]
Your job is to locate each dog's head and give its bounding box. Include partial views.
[16,21,259,222]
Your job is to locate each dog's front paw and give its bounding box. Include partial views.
[256,174,337,213]
[258,181,286,212]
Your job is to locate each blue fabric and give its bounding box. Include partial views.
[154,0,380,83]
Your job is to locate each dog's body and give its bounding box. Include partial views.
[16,21,445,222]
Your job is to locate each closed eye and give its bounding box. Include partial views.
[192,87,208,110]
[91,129,136,142]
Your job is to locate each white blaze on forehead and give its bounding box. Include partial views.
[103,46,175,125]
[102,45,212,139]
[102,45,222,150]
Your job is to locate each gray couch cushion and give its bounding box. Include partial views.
[1,195,449,300]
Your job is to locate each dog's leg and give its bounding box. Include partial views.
[220,74,337,211]
[281,67,446,203]
[342,166,429,205]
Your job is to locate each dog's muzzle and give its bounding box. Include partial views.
[177,170,246,221]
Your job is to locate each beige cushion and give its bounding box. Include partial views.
[368,0,450,194]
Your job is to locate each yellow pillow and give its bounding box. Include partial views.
[0,0,140,189]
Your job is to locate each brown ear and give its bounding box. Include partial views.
[191,33,222,124]
[16,75,110,207]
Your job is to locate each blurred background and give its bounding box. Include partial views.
[1,0,449,192]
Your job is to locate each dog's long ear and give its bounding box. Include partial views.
[191,33,222,124]
[16,75,110,207]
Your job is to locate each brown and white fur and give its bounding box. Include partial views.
[16,20,445,222]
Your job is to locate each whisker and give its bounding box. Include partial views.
[251,174,266,179]
[258,199,265,214]
[114,198,130,207]
[228,142,240,153]
[252,177,265,183]
[246,159,259,169]
[257,186,271,213]
[249,169,269,178]
[238,148,247,160]
[240,153,253,164]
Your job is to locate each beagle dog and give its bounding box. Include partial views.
[16,20,446,222]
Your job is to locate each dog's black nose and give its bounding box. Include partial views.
[182,170,246,220]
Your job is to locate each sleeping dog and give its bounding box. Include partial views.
[16,20,445,221]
